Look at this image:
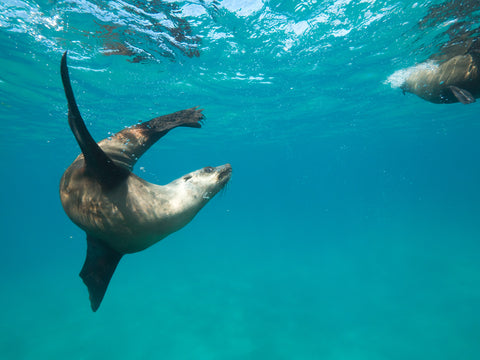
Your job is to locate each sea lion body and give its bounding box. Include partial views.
[401,54,480,104]
[61,158,230,254]
[59,52,231,311]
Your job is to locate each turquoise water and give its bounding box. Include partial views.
[2,0,480,359]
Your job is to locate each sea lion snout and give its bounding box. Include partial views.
[200,164,231,182]
[217,163,232,182]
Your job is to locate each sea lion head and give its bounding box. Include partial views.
[174,163,232,204]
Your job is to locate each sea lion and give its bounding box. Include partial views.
[59,52,232,311]
[400,53,480,104]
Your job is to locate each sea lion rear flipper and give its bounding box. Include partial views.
[60,52,129,187]
[449,85,476,104]
[97,108,204,171]
[79,235,123,312]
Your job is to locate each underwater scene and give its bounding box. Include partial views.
[1,0,480,359]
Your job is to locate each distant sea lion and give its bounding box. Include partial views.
[401,53,480,104]
[59,52,232,311]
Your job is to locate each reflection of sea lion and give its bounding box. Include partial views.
[59,52,232,311]
[401,53,480,104]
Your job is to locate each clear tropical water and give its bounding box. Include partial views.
[1,0,480,359]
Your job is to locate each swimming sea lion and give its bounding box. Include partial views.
[401,53,480,104]
[59,52,232,311]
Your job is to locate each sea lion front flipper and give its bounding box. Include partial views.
[60,52,129,187]
[97,108,204,171]
[79,235,123,312]
[449,85,476,104]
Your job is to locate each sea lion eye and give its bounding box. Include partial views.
[204,166,214,173]
[184,175,192,181]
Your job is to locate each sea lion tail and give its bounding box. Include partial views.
[80,235,123,312]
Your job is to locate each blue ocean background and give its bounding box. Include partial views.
[1,0,480,359]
